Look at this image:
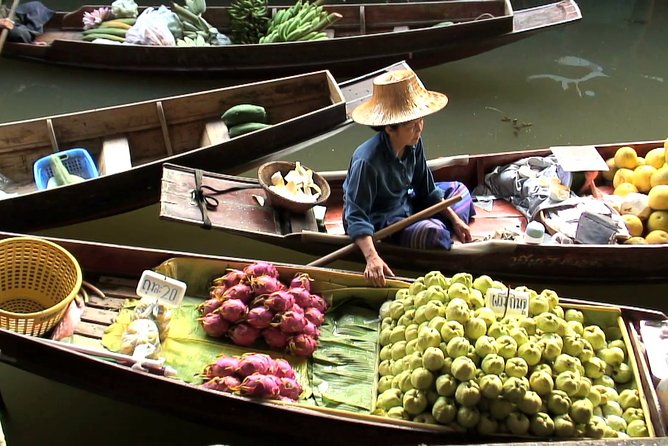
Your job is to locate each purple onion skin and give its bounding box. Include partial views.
[289,272,312,293]
[262,327,289,349]
[202,375,242,393]
[236,353,276,378]
[246,306,274,329]
[197,297,223,316]
[287,287,311,308]
[279,377,303,401]
[264,290,295,313]
[219,298,248,323]
[200,312,230,338]
[243,261,280,279]
[222,283,254,304]
[273,358,296,379]
[304,307,324,326]
[203,356,241,379]
[251,275,285,296]
[238,373,280,399]
[278,310,307,334]
[228,323,261,347]
[288,334,318,357]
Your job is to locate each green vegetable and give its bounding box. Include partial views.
[228,122,271,138]
[49,155,85,187]
[221,104,268,127]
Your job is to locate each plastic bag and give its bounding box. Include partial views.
[125,7,175,46]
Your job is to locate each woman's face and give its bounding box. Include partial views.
[388,118,424,147]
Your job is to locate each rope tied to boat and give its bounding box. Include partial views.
[191,168,260,230]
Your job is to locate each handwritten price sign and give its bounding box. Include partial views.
[136,270,187,306]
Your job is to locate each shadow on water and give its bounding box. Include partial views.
[1,0,668,444]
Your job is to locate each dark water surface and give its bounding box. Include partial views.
[1,0,668,444]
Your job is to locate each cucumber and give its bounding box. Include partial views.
[49,155,85,187]
[221,104,268,127]
[228,122,271,138]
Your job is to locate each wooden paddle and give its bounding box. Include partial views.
[0,0,20,54]
[307,194,462,267]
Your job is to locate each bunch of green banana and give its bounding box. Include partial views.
[260,0,341,44]
[81,18,136,42]
[228,0,270,44]
[171,0,219,46]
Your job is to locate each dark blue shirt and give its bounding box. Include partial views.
[342,131,444,240]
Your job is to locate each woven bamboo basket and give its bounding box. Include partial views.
[257,161,330,214]
[0,237,82,336]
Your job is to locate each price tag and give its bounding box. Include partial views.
[136,270,187,307]
[485,288,530,319]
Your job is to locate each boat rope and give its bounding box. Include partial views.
[190,168,260,230]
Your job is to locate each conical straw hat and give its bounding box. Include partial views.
[351,69,448,126]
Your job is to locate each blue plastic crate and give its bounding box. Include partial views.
[33,148,99,190]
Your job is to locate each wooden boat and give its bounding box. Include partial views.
[160,140,668,283]
[0,62,410,232]
[0,230,665,444]
[1,0,581,76]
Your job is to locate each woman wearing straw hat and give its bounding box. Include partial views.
[343,69,475,287]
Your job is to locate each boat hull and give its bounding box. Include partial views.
[159,140,668,283]
[2,1,582,75]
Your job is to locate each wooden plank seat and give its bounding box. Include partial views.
[200,120,230,147]
[98,137,132,175]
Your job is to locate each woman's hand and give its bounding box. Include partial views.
[354,235,395,287]
[444,208,473,243]
[453,220,473,243]
[364,254,395,287]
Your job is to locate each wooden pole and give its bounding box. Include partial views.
[0,0,20,55]
[308,194,462,267]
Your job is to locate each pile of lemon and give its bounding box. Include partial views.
[603,139,668,244]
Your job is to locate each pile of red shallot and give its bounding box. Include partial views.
[197,261,328,357]
[201,352,302,401]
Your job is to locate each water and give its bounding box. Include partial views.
[1,0,668,444]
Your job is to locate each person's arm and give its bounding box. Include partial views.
[354,235,394,287]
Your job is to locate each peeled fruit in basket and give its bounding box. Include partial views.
[614,146,640,169]
[648,185,668,210]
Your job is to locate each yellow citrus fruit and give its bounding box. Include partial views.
[631,165,657,193]
[647,210,668,232]
[648,184,668,210]
[614,146,640,169]
[622,214,644,237]
[601,157,617,183]
[614,183,638,197]
[613,168,634,188]
[624,236,648,245]
[645,229,668,244]
[645,147,666,169]
[650,165,668,187]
